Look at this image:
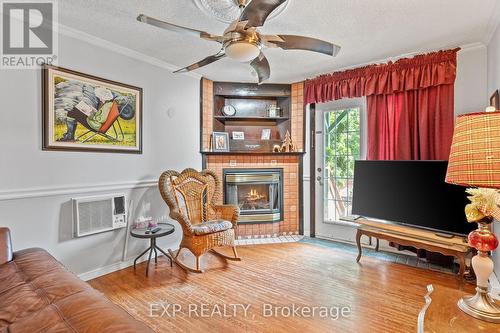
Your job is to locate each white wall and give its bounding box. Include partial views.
[455,45,488,116]
[0,30,201,278]
[487,23,500,278]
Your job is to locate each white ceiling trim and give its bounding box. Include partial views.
[305,42,486,80]
[57,23,202,80]
[483,0,500,44]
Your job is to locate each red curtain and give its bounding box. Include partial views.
[366,84,455,160]
[304,48,459,160]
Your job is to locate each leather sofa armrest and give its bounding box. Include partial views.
[0,227,13,264]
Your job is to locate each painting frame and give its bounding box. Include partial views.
[42,64,143,154]
[261,128,271,140]
[212,132,230,152]
[490,89,499,110]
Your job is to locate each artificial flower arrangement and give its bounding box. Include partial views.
[464,188,500,223]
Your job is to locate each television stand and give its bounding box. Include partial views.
[355,219,472,282]
[434,232,455,239]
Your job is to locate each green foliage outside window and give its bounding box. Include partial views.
[324,108,360,189]
[323,108,360,221]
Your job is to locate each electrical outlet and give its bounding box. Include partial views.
[230,160,237,166]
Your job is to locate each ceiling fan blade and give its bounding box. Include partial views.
[250,52,270,84]
[173,50,226,73]
[239,0,287,28]
[263,34,341,56]
[137,14,223,43]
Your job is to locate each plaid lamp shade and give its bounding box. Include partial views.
[445,111,500,188]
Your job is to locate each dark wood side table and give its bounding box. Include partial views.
[130,223,174,276]
[418,284,499,332]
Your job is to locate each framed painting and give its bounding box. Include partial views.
[212,132,230,152]
[42,65,143,153]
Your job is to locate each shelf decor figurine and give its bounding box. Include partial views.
[279,130,296,152]
[445,108,500,323]
[266,105,281,118]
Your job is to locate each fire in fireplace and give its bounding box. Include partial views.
[223,169,283,223]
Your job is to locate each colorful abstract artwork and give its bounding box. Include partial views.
[43,65,142,153]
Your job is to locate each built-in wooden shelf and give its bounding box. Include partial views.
[214,116,289,124]
[200,151,305,156]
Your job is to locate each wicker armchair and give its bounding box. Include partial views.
[158,168,241,273]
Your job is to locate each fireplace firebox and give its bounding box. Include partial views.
[223,169,283,223]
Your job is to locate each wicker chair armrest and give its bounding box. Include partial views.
[169,210,194,235]
[213,205,240,226]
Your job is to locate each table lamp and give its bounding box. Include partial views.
[445,108,500,323]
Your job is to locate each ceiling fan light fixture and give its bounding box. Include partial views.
[225,41,261,62]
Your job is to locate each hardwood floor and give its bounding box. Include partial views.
[89,241,473,333]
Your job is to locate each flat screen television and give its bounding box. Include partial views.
[351,160,475,236]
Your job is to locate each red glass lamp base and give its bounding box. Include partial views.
[459,221,500,323]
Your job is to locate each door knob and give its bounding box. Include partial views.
[316,176,323,185]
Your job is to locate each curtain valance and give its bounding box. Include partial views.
[304,48,460,104]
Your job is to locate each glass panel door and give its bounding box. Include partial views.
[323,108,360,222]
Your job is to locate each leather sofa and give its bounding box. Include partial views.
[0,227,153,332]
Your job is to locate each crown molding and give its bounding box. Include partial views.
[483,0,500,45]
[304,42,487,81]
[459,42,487,51]
[57,24,202,80]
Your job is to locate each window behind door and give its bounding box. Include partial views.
[324,108,361,222]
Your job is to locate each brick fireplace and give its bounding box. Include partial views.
[205,154,301,237]
[200,79,304,238]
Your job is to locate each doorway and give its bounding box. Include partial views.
[312,98,366,241]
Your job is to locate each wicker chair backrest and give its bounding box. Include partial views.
[159,169,222,232]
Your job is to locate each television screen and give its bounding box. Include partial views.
[351,160,475,236]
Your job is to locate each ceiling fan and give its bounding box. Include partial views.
[137,0,340,83]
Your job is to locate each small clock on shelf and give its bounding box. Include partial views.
[221,105,236,117]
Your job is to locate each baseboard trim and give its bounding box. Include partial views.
[78,253,164,281]
[0,179,157,201]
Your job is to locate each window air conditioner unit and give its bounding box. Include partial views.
[72,193,127,237]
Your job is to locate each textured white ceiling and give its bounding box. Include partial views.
[59,0,500,83]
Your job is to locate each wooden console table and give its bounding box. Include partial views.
[355,219,472,280]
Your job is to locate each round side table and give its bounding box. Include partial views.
[130,223,174,276]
